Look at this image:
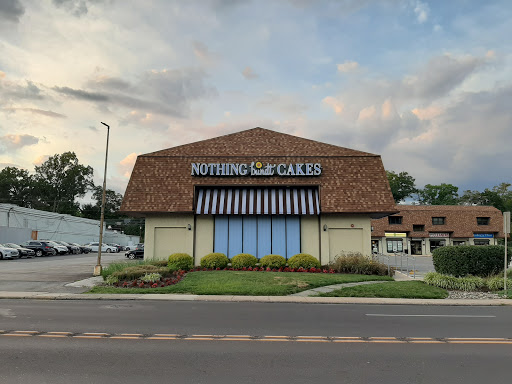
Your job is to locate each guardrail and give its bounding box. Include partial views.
[372,252,417,279]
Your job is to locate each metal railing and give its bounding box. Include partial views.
[373,252,417,279]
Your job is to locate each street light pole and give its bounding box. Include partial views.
[93,122,110,276]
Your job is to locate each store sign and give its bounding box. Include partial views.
[474,233,494,238]
[385,233,407,237]
[191,162,322,177]
[429,233,450,238]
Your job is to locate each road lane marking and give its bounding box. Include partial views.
[366,314,496,318]
[2,330,511,344]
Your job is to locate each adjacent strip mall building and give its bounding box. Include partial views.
[120,127,397,264]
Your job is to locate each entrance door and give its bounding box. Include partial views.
[411,240,422,255]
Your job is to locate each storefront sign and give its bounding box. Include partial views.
[385,233,407,237]
[474,233,494,238]
[191,162,322,177]
[429,233,450,238]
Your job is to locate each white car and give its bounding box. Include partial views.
[0,245,20,260]
[83,242,118,253]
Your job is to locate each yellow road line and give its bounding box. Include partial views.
[13,331,39,334]
[1,334,33,337]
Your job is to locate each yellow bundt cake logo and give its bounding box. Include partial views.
[255,161,263,169]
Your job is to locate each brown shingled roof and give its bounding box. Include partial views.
[371,205,505,238]
[121,127,397,216]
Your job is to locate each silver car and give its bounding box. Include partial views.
[0,245,20,260]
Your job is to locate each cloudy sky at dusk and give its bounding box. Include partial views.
[0,0,511,195]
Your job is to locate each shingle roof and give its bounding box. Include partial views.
[121,127,397,216]
[371,205,505,238]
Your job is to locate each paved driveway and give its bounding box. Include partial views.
[0,252,127,293]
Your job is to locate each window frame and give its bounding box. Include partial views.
[476,217,490,226]
[432,217,446,225]
[413,224,425,232]
[388,216,403,225]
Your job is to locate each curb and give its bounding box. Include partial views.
[0,291,510,306]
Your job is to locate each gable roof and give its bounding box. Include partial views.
[143,127,375,157]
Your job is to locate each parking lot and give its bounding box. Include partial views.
[0,252,127,293]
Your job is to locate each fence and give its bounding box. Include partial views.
[373,252,417,279]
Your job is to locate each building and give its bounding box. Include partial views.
[0,203,140,246]
[120,127,397,265]
[371,205,505,256]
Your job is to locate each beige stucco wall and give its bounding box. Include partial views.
[301,215,320,260]
[319,214,372,265]
[144,214,194,260]
[194,215,214,265]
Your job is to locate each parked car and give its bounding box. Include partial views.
[0,244,20,259]
[125,243,143,251]
[83,242,118,253]
[54,240,80,254]
[107,243,125,252]
[22,241,58,257]
[39,240,69,255]
[2,243,35,258]
[125,244,144,259]
[71,243,91,254]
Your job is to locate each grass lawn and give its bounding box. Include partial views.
[88,271,392,295]
[315,281,448,299]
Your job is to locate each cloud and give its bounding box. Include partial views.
[258,92,308,115]
[0,0,24,22]
[54,68,215,118]
[0,134,39,151]
[401,54,486,100]
[51,0,103,17]
[412,0,429,23]
[337,61,359,73]
[192,41,218,65]
[3,108,66,118]
[322,96,344,115]
[33,155,51,166]
[0,162,23,169]
[357,105,376,121]
[118,152,139,178]
[411,105,443,120]
[0,79,46,104]
[242,66,259,79]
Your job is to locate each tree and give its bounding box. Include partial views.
[34,152,94,215]
[417,183,459,205]
[460,183,512,212]
[80,186,124,220]
[386,170,418,203]
[0,167,34,207]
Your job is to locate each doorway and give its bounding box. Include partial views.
[411,240,422,255]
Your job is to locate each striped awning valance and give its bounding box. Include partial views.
[195,187,320,215]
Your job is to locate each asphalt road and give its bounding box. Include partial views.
[0,252,127,292]
[1,301,511,383]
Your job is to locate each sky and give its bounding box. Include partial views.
[0,0,511,196]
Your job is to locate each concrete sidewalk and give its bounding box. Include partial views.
[0,290,509,306]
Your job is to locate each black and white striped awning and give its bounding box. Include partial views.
[195,187,320,215]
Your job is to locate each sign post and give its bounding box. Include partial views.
[504,212,510,296]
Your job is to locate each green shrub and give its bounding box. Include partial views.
[424,272,485,291]
[432,246,511,277]
[259,254,286,268]
[485,275,512,291]
[231,253,258,269]
[200,253,229,269]
[287,253,321,269]
[105,275,119,285]
[112,265,168,280]
[141,273,162,283]
[148,260,169,267]
[330,252,393,276]
[168,253,194,271]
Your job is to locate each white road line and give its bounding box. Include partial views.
[366,314,496,318]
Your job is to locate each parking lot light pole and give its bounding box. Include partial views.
[93,122,110,276]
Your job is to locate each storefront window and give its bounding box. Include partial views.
[371,240,379,254]
[386,239,403,253]
[453,241,465,246]
[429,239,445,253]
[474,240,490,246]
